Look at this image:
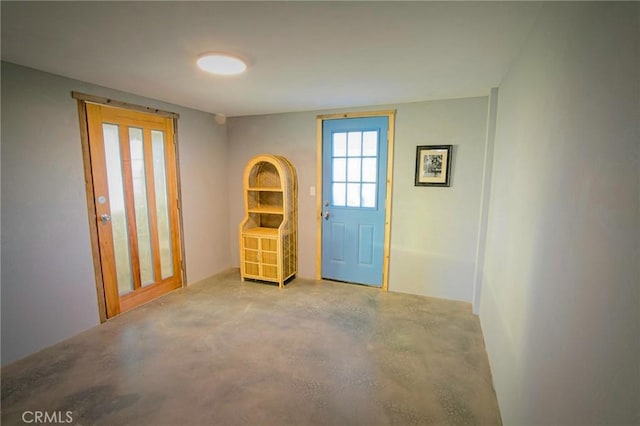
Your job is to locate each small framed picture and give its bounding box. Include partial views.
[414,145,453,187]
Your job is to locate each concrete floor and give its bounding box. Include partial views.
[1,270,501,425]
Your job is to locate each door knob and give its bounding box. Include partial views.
[100,213,111,224]
[323,211,330,220]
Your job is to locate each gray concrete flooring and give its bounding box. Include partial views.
[2,270,501,425]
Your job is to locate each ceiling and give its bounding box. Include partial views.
[1,1,542,117]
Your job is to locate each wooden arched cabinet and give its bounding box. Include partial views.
[239,155,298,287]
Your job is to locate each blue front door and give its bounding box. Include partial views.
[321,116,388,287]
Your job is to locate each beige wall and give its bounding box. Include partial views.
[479,3,639,424]
[389,97,488,301]
[1,62,230,365]
[227,111,319,279]
[227,96,489,301]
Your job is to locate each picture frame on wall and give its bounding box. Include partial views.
[414,145,453,187]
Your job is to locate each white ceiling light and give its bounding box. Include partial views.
[197,52,247,76]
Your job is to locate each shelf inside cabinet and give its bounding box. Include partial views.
[247,206,284,214]
[247,187,282,192]
[243,227,279,237]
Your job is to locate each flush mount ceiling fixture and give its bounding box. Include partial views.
[197,52,247,76]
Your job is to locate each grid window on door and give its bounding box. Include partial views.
[332,130,378,208]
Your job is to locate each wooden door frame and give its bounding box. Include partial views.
[315,110,396,291]
[72,91,186,322]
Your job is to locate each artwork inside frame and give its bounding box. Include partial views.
[414,145,453,187]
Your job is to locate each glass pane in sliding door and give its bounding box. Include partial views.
[102,124,133,295]
[129,127,154,285]
[152,130,174,279]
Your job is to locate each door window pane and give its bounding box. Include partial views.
[333,183,346,206]
[333,133,346,157]
[362,131,378,156]
[362,158,377,183]
[332,158,346,182]
[347,183,361,207]
[152,130,174,279]
[129,128,154,286]
[362,183,376,208]
[347,132,362,156]
[102,124,133,295]
[347,158,361,182]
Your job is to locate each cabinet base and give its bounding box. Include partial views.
[241,273,296,288]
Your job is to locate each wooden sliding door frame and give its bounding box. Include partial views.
[72,91,186,322]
